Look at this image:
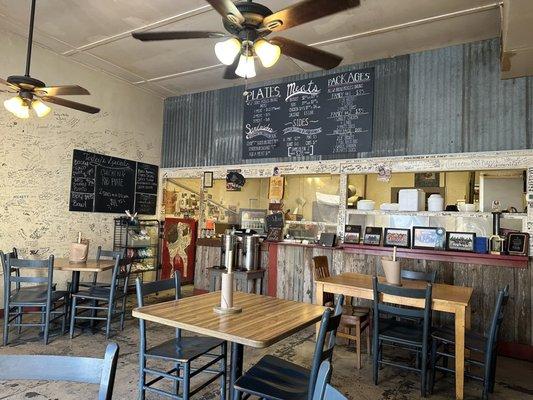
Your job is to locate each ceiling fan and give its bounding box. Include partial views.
[132,0,360,79]
[1,0,100,119]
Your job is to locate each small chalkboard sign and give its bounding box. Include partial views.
[69,149,158,215]
[265,212,284,231]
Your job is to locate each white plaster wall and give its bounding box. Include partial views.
[0,30,164,303]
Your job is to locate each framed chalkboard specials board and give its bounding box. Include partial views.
[243,67,374,159]
[69,150,158,214]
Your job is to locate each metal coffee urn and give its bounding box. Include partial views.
[242,235,260,271]
[220,233,238,270]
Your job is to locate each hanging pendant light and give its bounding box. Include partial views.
[254,39,281,68]
[214,38,242,65]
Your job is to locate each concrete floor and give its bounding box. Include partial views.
[0,288,532,400]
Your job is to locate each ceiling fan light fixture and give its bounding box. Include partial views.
[4,95,29,119]
[214,38,242,65]
[254,39,281,68]
[235,55,256,78]
[32,99,51,117]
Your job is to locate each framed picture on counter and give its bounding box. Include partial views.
[344,225,362,244]
[412,226,445,250]
[507,232,529,256]
[446,232,476,252]
[203,171,213,188]
[363,227,382,246]
[384,228,411,248]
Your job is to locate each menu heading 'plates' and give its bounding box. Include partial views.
[242,67,374,159]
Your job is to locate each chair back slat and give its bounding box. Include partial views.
[307,294,344,400]
[311,361,347,400]
[312,256,334,306]
[10,276,49,283]
[0,343,119,400]
[378,303,425,319]
[8,257,52,268]
[401,269,436,283]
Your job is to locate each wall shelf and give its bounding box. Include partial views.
[346,209,527,220]
[342,243,529,268]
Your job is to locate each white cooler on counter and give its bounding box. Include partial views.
[398,189,426,211]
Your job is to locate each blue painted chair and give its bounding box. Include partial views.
[312,361,347,400]
[70,249,130,339]
[136,274,227,400]
[372,276,433,397]
[2,254,69,345]
[233,294,345,400]
[401,269,436,283]
[0,342,119,399]
[430,285,509,399]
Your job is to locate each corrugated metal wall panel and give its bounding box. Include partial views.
[162,38,531,168]
[463,39,528,152]
[408,44,464,155]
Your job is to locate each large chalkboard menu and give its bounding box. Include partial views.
[69,150,158,214]
[243,67,374,159]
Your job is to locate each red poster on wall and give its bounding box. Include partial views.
[161,218,197,284]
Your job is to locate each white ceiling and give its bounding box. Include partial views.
[0,0,502,98]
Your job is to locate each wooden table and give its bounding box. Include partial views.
[54,259,115,293]
[315,273,473,400]
[133,291,326,400]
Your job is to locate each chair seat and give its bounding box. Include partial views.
[10,289,68,305]
[234,355,310,400]
[146,336,225,362]
[341,305,370,326]
[378,319,424,346]
[72,286,112,301]
[432,326,487,353]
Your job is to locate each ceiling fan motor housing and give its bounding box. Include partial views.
[7,75,45,91]
[224,1,273,36]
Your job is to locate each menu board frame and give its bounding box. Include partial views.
[242,67,374,159]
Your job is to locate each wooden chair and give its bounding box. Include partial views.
[2,254,69,345]
[430,285,509,399]
[372,276,433,397]
[234,295,344,400]
[0,342,119,399]
[70,250,130,339]
[136,274,227,400]
[313,256,371,369]
[312,361,347,400]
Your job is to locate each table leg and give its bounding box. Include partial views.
[315,282,324,338]
[455,306,466,400]
[230,342,243,400]
[71,271,80,294]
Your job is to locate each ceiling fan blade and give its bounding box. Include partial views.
[35,85,90,96]
[271,37,342,70]
[223,56,240,80]
[262,0,360,32]
[205,0,245,25]
[40,96,100,114]
[0,77,20,91]
[132,31,227,41]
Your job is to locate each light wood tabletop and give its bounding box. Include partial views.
[132,291,326,348]
[53,258,115,273]
[315,272,473,400]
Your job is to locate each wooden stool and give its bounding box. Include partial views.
[312,256,371,369]
[337,303,371,370]
[208,267,265,294]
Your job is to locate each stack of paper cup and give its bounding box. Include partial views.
[220,272,233,309]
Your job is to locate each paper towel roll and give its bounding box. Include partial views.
[220,272,234,309]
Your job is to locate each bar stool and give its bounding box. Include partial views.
[312,256,371,369]
[208,267,265,294]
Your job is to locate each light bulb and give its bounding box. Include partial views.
[32,99,51,117]
[4,96,29,119]
[254,39,281,68]
[235,55,256,78]
[214,38,241,65]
